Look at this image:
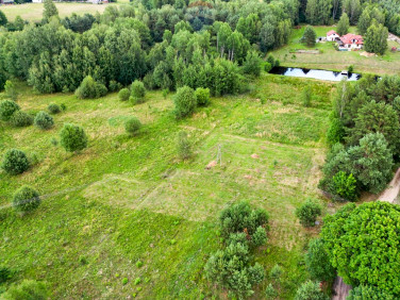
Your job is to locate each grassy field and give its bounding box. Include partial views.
[271,26,400,75]
[0,2,127,22]
[0,74,335,298]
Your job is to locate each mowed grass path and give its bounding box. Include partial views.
[271,25,400,75]
[0,2,127,22]
[0,74,333,299]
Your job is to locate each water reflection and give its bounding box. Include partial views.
[270,67,362,81]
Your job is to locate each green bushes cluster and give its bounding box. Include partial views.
[1,148,30,175]
[0,100,20,121]
[75,76,107,99]
[294,281,328,300]
[34,111,54,130]
[194,87,210,106]
[59,123,88,152]
[305,238,336,282]
[295,199,322,227]
[12,186,41,212]
[205,202,269,298]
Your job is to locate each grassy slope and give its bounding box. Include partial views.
[0,74,334,299]
[0,2,126,22]
[271,26,400,75]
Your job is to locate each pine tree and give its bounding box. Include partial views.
[337,13,350,36]
[301,26,317,47]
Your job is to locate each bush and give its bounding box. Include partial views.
[270,264,283,283]
[302,86,312,107]
[75,76,107,99]
[0,100,20,121]
[174,86,197,119]
[177,131,192,160]
[251,226,268,247]
[295,199,322,227]
[11,111,33,127]
[124,117,142,135]
[322,202,400,295]
[60,103,67,111]
[109,80,122,92]
[265,283,278,299]
[305,239,336,282]
[243,51,262,77]
[47,103,61,114]
[266,55,278,68]
[294,281,328,300]
[59,123,88,152]
[12,186,41,212]
[263,62,272,73]
[330,171,357,201]
[0,266,12,284]
[220,201,269,241]
[4,80,18,101]
[162,88,169,99]
[1,280,48,300]
[347,285,394,300]
[1,149,30,175]
[327,117,345,145]
[195,87,210,106]
[118,88,130,101]
[34,111,54,130]
[131,80,146,104]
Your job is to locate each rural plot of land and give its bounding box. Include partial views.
[84,131,318,250]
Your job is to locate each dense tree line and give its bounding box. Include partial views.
[321,75,400,200]
[0,0,299,93]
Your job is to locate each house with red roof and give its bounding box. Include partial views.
[339,33,363,50]
[326,30,340,42]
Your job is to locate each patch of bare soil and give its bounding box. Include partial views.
[360,51,376,57]
[378,168,400,203]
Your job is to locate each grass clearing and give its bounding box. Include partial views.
[271,25,400,75]
[0,73,332,298]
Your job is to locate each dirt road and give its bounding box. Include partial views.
[332,277,352,300]
[379,168,400,203]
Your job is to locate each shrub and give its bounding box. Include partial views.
[60,103,67,111]
[0,100,20,121]
[75,76,107,99]
[265,283,278,299]
[295,199,322,227]
[270,264,283,283]
[47,103,61,114]
[1,149,30,175]
[1,280,48,300]
[162,88,169,99]
[177,131,192,160]
[266,55,278,68]
[11,111,33,127]
[302,86,312,107]
[243,51,262,77]
[347,285,394,300]
[0,266,12,284]
[327,117,344,145]
[131,80,146,104]
[195,87,210,106]
[34,111,54,130]
[219,201,269,241]
[174,86,197,119]
[330,171,357,201]
[109,80,122,92]
[251,226,268,247]
[124,117,142,136]
[12,186,41,212]
[118,88,130,101]
[294,281,328,300]
[59,123,88,152]
[4,80,18,101]
[263,62,272,72]
[322,202,400,295]
[305,239,336,282]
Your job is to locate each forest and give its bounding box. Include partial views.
[1,0,400,298]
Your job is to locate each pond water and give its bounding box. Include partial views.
[270,67,362,81]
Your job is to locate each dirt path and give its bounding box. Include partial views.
[332,276,352,300]
[379,168,400,203]
[388,33,400,44]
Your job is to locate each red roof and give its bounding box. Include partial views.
[340,33,363,45]
[327,30,338,36]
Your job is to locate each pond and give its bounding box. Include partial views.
[270,67,362,82]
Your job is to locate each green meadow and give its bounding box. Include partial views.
[0,74,335,298]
